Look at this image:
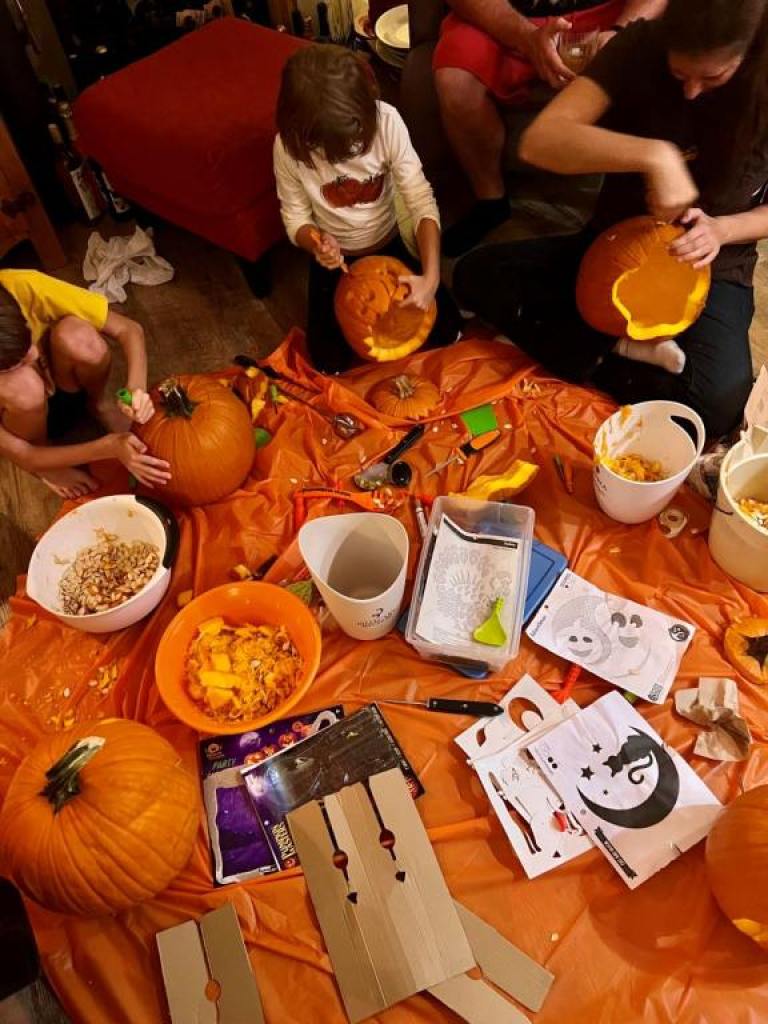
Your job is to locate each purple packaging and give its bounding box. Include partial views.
[199,706,344,885]
[243,704,424,871]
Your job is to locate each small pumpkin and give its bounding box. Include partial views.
[137,375,255,505]
[368,374,440,419]
[706,785,768,951]
[575,216,711,341]
[0,719,199,917]
[724,617,768,685]
[334,255,436,362]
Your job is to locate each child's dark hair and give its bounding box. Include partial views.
[276,44,379,167]
[0,286,31,371]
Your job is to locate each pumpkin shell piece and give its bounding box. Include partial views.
[575,216,711,341]
[724,617,768,685]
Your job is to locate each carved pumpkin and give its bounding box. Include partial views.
[334,255,436,362]
[724,617,768,685]
[0,719,199,917]
[706,785,768,951]
[368,374,440,419]
[137,376,255,505]
[575,216,711,341]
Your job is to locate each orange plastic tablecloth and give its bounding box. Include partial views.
[2,332,768,1024]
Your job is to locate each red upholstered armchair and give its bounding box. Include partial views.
[74,19,307,287]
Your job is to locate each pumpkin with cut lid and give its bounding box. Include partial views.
[575,216,711,340]
[334,255,436,362]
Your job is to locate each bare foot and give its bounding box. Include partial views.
[40,466,99,499]
[614,337,686,375]
[91,397,131,433]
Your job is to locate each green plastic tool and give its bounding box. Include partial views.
[461,404,498,437]
[116,387,133,407]
[473,597,507,647]
[254,427,272,448]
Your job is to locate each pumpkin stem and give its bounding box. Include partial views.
[40,736,106,814]
[158,379,198,419]
[392,375,415,399]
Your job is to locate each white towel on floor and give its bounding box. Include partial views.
[83,226,174,303]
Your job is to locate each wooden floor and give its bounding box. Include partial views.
[1,219,767,604]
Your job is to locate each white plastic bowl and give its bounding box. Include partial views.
[27,494,179,633]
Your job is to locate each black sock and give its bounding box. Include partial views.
[443,197,509,258]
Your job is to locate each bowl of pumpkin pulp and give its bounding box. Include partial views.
[155,582,321,733]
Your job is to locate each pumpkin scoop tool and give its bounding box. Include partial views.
[473,597,507,647]
[354,423,425,490]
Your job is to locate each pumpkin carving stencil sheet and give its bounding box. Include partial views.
[413,515,522,655]
[526,570,696,703]
[528,693,722,889]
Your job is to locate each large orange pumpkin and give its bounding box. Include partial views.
[368,373,441,419]
[137,376,255,505]
[575,216,711,341]
[334,255,436,362]
[0,719,199,917]
[706,785,768,951]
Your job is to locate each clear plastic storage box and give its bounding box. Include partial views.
[405,497,534,672]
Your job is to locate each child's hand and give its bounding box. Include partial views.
[110,433,171,488]
[397,274,438,311]
[122,387,155,424]
[314,231,345,270]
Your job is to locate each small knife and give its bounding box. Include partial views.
[374,697,503,718]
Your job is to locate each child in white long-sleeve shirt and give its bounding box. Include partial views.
[274,44,460,373]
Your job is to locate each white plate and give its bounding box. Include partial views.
[375,4,409,50]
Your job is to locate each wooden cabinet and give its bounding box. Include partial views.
[0,116,65,269]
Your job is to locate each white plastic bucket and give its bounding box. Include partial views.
[298,512,409,640]
[593,400,706,524]
[709,448,768,592]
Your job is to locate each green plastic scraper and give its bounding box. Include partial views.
[473,597,507,647]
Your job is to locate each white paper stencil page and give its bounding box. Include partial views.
[526,570,695,703]
[455,676,592,878]
[528,692,722,889]
[415,515,521,655]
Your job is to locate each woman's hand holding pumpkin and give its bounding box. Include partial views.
[644,141,699,223]
[669,207,726,269]
[397,273,438,312]
[110,433,172,487]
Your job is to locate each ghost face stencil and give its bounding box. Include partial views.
[610,611,643,650]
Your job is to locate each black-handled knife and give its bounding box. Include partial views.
[374,697,503,717]
[384,423,426,464]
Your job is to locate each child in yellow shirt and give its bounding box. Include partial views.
[0,270,170,498]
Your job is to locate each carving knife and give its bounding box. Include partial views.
[373,697,503,718]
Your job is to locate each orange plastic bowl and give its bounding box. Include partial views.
[155,582,322,734]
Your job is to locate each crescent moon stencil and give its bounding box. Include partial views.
[577,728,680,830]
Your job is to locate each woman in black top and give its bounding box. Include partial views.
[453,0,768,436]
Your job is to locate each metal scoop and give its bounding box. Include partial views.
[233,354,363,438]
[353,424,425,491]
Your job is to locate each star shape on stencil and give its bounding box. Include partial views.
[592,743,602,753]
[580,766,595,780]
[745,633,768,671]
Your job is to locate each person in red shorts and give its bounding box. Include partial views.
[436,0,667,256]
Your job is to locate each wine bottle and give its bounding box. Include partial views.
[48,124,102,223]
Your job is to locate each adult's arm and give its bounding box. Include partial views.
[518,77,698,220]
[446,0,574,88]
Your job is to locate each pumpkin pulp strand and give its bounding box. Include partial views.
[40,736,106,814]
